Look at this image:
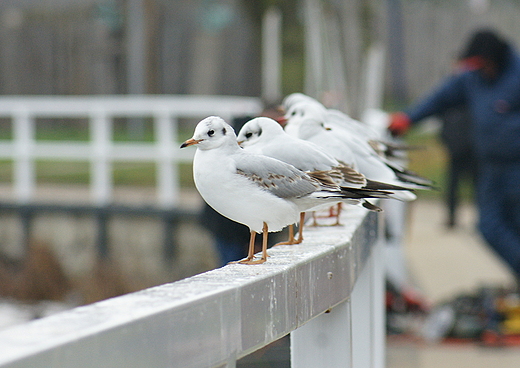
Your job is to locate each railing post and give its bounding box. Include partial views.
[154,109,178,207]
[95,206,110,259]
[13,109,34,204]
[224,354,237,368]
[162,212,177,263]
[291,244,385,368]
[350,252,375,368]
[90,109,112,206]
[363,44,386,112]
[291,298,353,368]
[261,6,282,103]
[371,240,386,368]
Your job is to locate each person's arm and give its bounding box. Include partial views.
[389,74,468,136]
[407,75,467,121]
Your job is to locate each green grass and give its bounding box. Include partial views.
[0,160,195,188]
[403,130,474,201]
[36,161,90,184]
[0,161,12,182]
[32,118,157,142]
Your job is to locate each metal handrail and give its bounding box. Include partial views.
[0,206,385,368]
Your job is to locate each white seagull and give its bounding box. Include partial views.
[284,102,433,199]
[236,117,404,241]
[281,92,319,112]
[237,116,408,196]
[282,93,379,139]
[238,117,351,173]
[181,116,389,264]
[282,93,414,159]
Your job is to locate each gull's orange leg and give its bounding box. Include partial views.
[275,224,295,246]
[260,222,268,262]
[237,223,268,265]
[311,211,319,226]
[333,203,342,225]
[276,212,306,246]
[294,212,305,244]
[230,230,256,264]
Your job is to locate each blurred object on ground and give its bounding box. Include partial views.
[0,241,71,302]
[405,200,513,304]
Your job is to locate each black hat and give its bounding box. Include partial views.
[460,29,510,72]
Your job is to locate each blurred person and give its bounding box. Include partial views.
[388,29,520,279]
[200,203,249,266]
[439,106,478,228]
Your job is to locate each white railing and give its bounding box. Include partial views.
[0,95,263,207]
[0,206,385,368]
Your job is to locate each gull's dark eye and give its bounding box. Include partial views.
[291,110,296,116]
[257,128,262,136]
[208,129,215,137]
[245,132,252,139]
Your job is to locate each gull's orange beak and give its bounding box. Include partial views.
[275,116,287,126]
[180,138,202,148]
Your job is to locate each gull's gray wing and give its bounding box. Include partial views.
[234,153,319,199]
[261,137,338,172]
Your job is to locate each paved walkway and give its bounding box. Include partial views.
[404,199,513,304]
[388,199,520,368]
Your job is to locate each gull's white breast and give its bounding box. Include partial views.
[193,148,300,233]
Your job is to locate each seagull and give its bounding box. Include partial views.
[238,116,352,173]
[181,116,390,264]
[282,93,378,138]
[237,116,410,197]
[281,92,319,112]
[236,117,408,240]
[284,102,433,199]
[282,93,414,159]
[283,108,359,171]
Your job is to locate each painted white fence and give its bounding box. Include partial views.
[0,204,385,368]
[0,95,263,207]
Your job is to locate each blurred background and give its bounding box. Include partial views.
[0,0,520,367]
[1,1,520,108]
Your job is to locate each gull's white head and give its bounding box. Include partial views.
[180,116,237,151]
[281,93,317,111]
[294,117,331,140]
[236,117,284,148]
[284,102,328,137]
[284,101,327,125]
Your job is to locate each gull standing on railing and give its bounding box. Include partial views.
[181,116,396,264]
[236,116,411,237]
[282,101,434,199]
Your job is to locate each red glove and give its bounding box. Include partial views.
[388,112,411,136]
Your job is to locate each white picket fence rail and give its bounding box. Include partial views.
[0,95,263,207]
[0,205,385,368]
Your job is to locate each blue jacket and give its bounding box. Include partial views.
[406,49,520,163]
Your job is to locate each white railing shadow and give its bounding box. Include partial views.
[0,205,385,368]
